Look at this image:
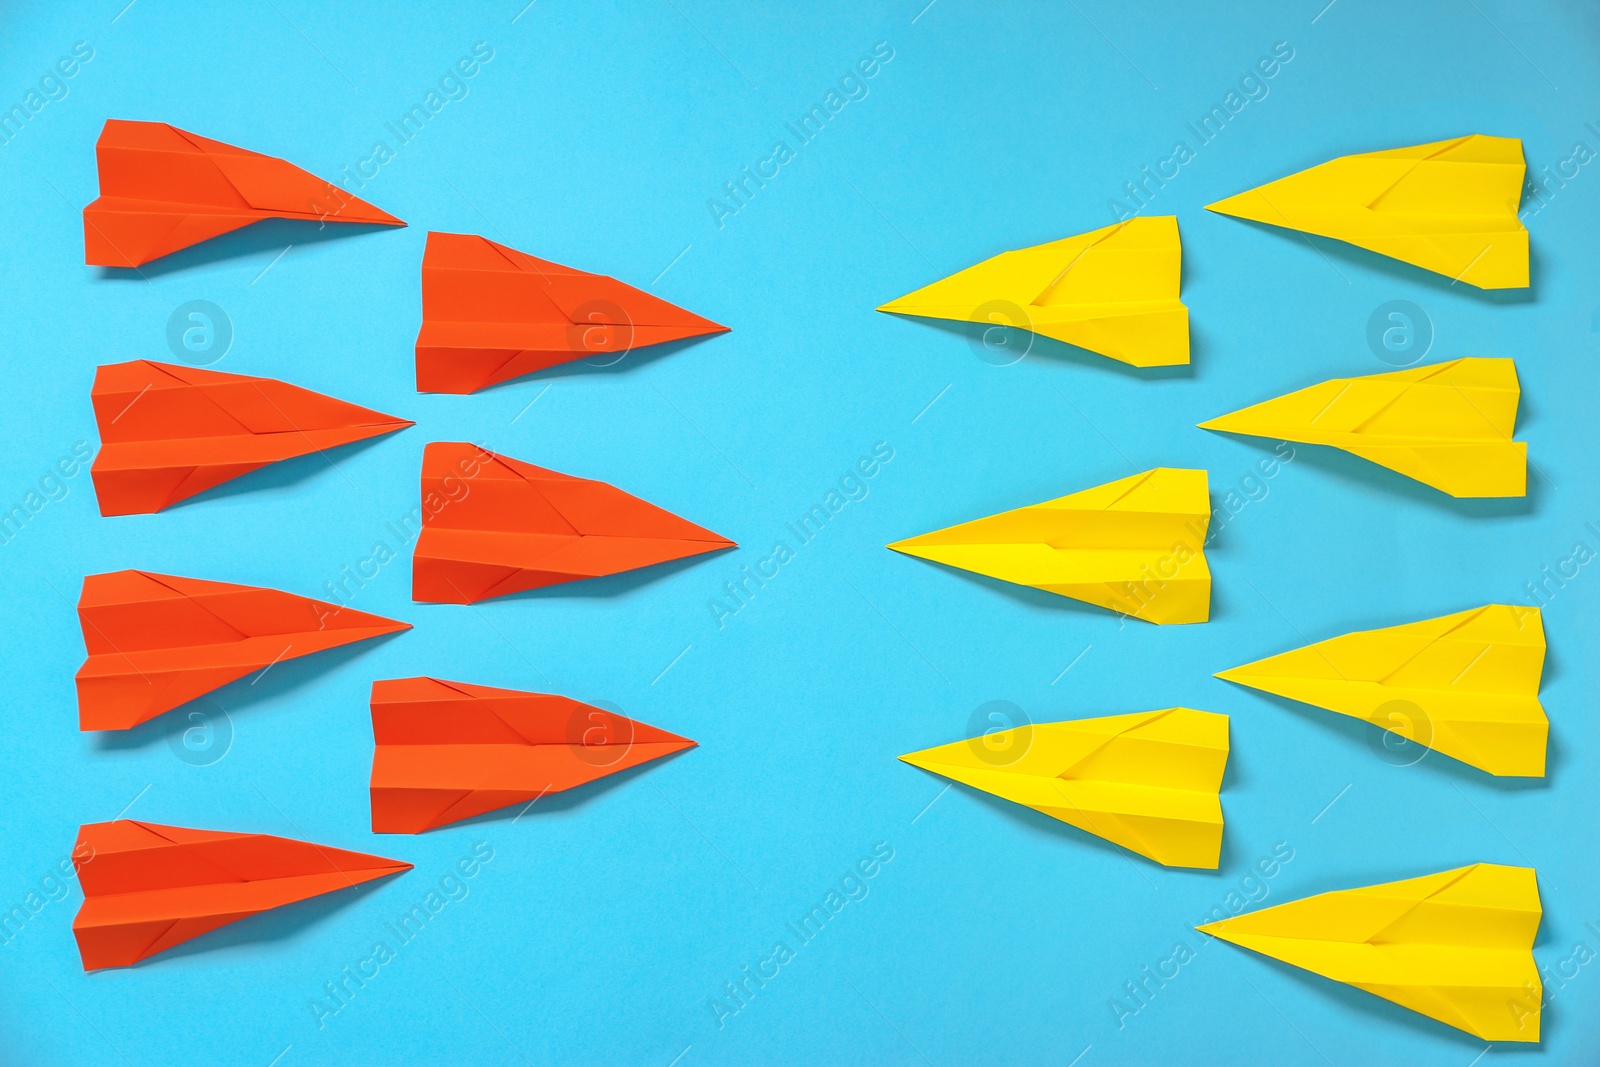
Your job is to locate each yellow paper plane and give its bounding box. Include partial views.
[888,468,1210,624]
[900,708,1228,868]
[1207,134,1528,288]
[1216,605,1546,776]
[876,216,1189,367]
[1200,864,1542,1042]
[1199,357,1525,498]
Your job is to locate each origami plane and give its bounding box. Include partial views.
[90,360,412,515]
[71,819,410,969]
[1199,357,1525,498]
[877,216,1188,367]
[900,708,1228,868]
[412,442,735,603]
[76,570,409,731]
[887,468,1210,624]
[1200,864,1542,1041]
[1216,604,1546,776]
[370,677,696,832]
[415,232,728,393]
[83,119,402,268]
[1207,134,1528,289]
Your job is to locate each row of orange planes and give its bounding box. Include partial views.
[73,120,734,971]
[72,677,695,969]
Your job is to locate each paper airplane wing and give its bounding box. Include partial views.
[888,468,1210,624]
[1207,135,1528,289]
[412,443,734,603]
[370,676,696,832]
[878,216,1188,367]
[90,360,412,515]
[900,707,1228,867]
[71,819,410,969]
[414,232,728,393]
[84,120,402,268]
[1199,864,1542,1041]
[1200,358,1525,497]
[75,570,410,730]
[1217,604,1546,776]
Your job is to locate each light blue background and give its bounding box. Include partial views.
[1,1,1597,1064]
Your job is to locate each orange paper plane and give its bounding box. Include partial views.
[415,231,728,393]
[370,677,696,832]
[76,570,410,731]
[412,442,735,603]
[84,119,403,267]
[91,360,413,515]
[72,819,410,969]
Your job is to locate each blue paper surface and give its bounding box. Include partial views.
[1,1,1596,1063]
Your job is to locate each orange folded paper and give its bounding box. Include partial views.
[76,570,410,731]
[72,819,410,970]
[415,231,728,393]
[84,119,403,267]
[370,677,696,832]
[91,360,413,516]
[412,442,735,603]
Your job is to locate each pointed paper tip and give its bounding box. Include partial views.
[1204,193,1251,218]
[1213,666,1247,684]
[1195,920,1223,935]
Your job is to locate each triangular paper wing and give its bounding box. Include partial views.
[1216,604,1546,776]
[91,360,412,515]
[900,708,1228,867]
[71,820,410,969]
[415,232,728,393]
[370,677,696,832]
[412,443,735,603]
[1199,358,1525,497]
[888,468,1210,624]
[84,119,403,267]
[75,570,410,730]
[1199,864,1542,1041]
[878,216,1188,367]
[1207,135,1528,289]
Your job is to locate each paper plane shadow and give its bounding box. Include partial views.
[162,433,404,511]
[93,217,404,281]
[92,636,406,753]
[440,753,691,831]
[881,313,1194,380]
[910,767,1174,873]
[1209,436,1539,520]
[1225,951,1502,1050]
[894,553,1219,624]
[470,549,735,602]
[1220,218,1538,306]
[121,878,389,968]
[471,334,727,394]
[1220,688,1553,793]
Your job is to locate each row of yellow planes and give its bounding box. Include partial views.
[878,135,1545,1042]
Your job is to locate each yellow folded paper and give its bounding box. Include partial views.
[1200,864,1542,1042]
[888,468,1210,624]
[876,216,1188,367]
[1199,357,1525,498]
[1216,604,1546,776]
[1207,134,1528,288]
[900,708,1228,868]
